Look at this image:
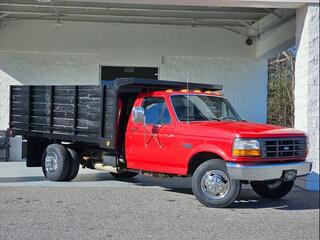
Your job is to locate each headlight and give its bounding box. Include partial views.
[232,138,261,157]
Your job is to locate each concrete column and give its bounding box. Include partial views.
[295,3,319,191]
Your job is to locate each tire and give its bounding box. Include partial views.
[110,171,138,179]
[191,159,241,208]
[41,144,70,181]
[250,179,294,199]
[65,148,80,181]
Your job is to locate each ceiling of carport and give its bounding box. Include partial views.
[0,0,296,38]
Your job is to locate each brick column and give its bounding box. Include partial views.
[295,4,319,190]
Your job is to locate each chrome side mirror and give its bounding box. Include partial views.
[132,107,145,123]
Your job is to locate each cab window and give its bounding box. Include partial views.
[142,97,171,124]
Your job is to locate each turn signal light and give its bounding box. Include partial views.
[232,149,260,157]
[212,91,223,96]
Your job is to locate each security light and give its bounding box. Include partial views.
[245,38,253,45]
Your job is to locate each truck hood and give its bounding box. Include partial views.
[180,121,306,138]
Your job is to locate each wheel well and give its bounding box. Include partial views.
[187,152,223,175]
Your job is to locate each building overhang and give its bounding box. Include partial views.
[0,0,304,40]
[66,0,318,9]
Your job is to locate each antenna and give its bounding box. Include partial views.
[186,72,190,124]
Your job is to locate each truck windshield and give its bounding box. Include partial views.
[171,95,242,122]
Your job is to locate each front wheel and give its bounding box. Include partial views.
[250,179,294,199]
[192,160,241,208]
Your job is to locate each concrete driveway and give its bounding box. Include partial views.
[0,162,319,240]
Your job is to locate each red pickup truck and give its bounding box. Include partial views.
[9,78,312,207]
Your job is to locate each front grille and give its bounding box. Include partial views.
[261,137,306,158]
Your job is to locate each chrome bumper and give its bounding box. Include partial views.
[226,162,312,181]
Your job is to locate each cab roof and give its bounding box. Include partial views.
[102,77,223,92]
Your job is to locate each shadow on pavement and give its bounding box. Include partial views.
[233,190,320,210]
[165,188,320,211]
[1,172,319,211]
[0,172,191,188]
[0,176,46,183]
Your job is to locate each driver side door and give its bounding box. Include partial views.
[126,97,176,173]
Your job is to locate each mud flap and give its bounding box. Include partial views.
[26,137,50,167]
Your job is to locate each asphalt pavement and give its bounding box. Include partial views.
[0,162,319,240]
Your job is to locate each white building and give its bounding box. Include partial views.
[0,0,318,190]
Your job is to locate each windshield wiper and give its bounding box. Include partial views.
[219,117,237,121]
[207,117,220,121]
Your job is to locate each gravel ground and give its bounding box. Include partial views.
[0,186,319,240]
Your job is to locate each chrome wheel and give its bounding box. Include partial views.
[200,170,230,200]
[45,152,58,174]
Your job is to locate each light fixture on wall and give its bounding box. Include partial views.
[37,0,51,2]
[245,38,253,45]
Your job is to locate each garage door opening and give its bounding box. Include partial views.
[101,66,158,81]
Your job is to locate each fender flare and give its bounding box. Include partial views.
[185,144,228,174]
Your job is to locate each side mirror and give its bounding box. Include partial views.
[132,107,145,123]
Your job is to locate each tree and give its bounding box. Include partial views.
[267,49,295,127]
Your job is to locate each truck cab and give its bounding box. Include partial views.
[9,78,312,208]
[124,89,311,207]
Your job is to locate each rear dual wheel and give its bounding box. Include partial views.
[41,144,79,181]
